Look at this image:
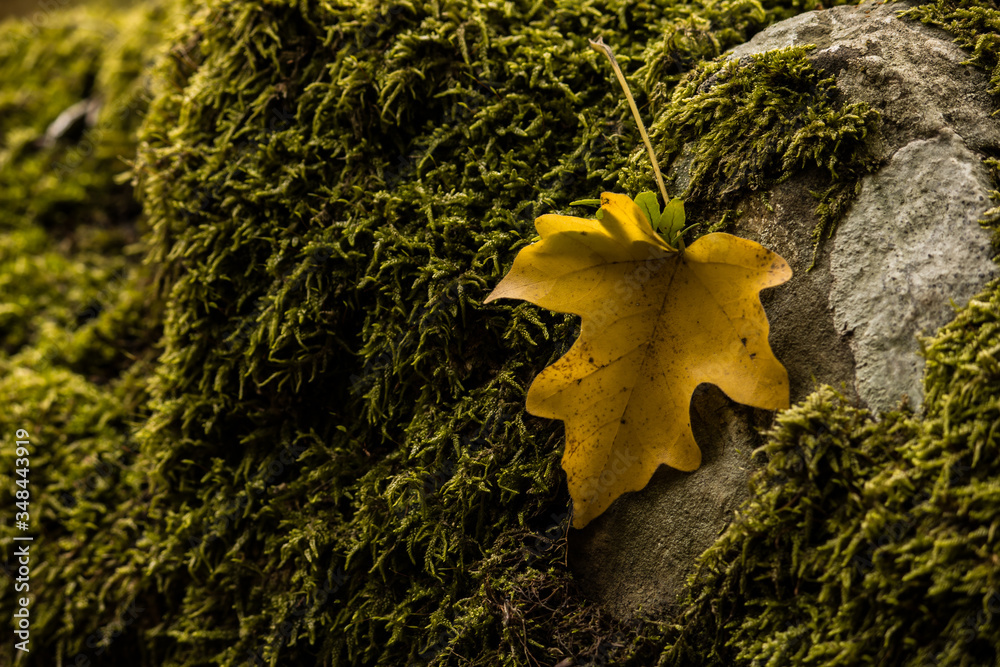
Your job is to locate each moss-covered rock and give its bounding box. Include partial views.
[4,0,1000,665]
[667,282,1000,665]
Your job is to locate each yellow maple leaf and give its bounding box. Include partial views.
[486,193,792,528]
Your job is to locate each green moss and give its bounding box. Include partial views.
[0,2,169,231]
[128,0,692,660]
[0,3,169,665]
[0,0,170,359]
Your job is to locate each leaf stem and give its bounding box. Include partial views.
[588,37,670,207]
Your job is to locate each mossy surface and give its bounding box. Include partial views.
[3,0,1000,665]
[0,3,171,666]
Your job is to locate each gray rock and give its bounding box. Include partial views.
[830,129,997,412]
[729,0,1000,158]
[571,0,1000,619]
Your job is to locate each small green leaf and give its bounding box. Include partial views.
[662,197,686,247]
[634,191,661,231]
[569,198,603,208]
